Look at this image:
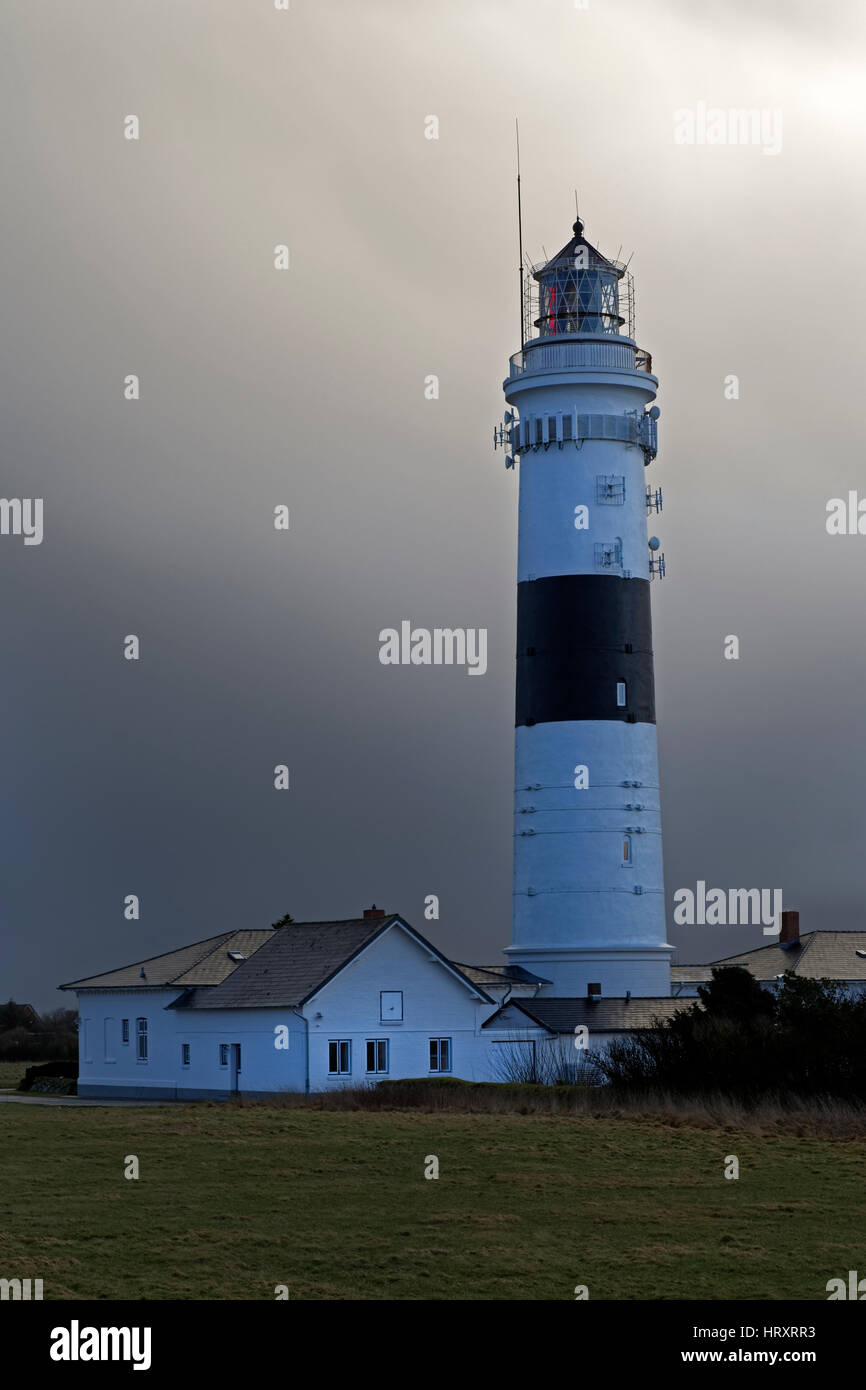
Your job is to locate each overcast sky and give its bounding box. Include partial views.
[2,0,865,1009]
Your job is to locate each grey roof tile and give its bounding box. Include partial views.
[58,932,262,990]
[178,916,393,1008]
[676,931,866,982]
[485,996,695,1033]
[173,931,274,985]
[452,963,550,986]
[61,915,493,1010]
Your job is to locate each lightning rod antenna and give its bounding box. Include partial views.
[516,119,524,348]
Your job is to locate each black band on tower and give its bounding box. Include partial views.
[516,574,656,726]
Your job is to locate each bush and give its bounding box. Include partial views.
[593,967,866,1100]
[18,1060,79,1092]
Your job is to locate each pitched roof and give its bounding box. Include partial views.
[483,996,694,1034]
[170,916,494,1011]
[675,932,866,983]
[452,963,551,988]
[59,930,274,990]
[174,917,392,1009]
[539,218,618,275]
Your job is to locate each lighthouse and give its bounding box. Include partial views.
[496,214,672,999]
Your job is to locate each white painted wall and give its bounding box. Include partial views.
[73,924,502,1096]
[303,922,497,1089]
[512,719,670,996]
[76,989,307,1098]
[504,346,671,1000]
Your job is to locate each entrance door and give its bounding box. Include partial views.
[230,1043,241,1094]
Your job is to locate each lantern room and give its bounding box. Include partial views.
[526,218,633,342]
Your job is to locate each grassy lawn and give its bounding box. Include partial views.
[0,1103,863,1300]
[0,1061,29,1089]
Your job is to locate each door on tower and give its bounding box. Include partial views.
[230,1043,241,1094]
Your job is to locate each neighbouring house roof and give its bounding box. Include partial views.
[674,931,866,984]
[670,964,715,984]
[483,996,695,1034]
[58,930,275,991]
[164,916,494,1011]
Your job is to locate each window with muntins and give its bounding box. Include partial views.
[429,1038,452,1073]
[366,1039,389,1073]
[328,1040,351,1075]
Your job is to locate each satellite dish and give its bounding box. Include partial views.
[649,406,661,420]
[648,536,660,551]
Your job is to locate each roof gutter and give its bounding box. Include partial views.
[291,1008,310,1095]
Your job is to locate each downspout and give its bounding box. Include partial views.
[291,1008,310,1095]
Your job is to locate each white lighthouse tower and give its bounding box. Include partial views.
[496,213,672,999]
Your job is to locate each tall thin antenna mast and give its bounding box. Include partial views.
[516,119,524,347]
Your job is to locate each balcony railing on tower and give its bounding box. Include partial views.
[507,338,653,380]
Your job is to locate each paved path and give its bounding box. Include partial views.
[0,1092,177,1107]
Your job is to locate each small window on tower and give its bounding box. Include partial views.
[623,836,632,863]
[616,681,627,707]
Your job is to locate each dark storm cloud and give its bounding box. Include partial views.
[1,0,864,1006]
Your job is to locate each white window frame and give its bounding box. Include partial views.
[616,681,627,707]
[136,1017,148,1062]
[328,1040,352,1075]
[181,1043,191,1067]
[429,1037,452,1073]
[365,1038,389,1074]
[380,990,403,1023]
[121,1018,129,1045]
[219,1043,230,1067]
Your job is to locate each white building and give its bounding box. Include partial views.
[672,913,866,1000]
[61,908,559,1098]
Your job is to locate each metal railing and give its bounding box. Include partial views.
[508,338,653,379]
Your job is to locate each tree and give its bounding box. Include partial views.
[271,913,295,929]
[696,965,776,1024]
[0,1000,37,1032]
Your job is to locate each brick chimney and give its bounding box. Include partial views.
[587,981,601,1001]
[779,910,800,945]
[363,904,386,921]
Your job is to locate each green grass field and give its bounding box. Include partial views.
[0,1101,863,1300]
[0,1061,28,1088]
